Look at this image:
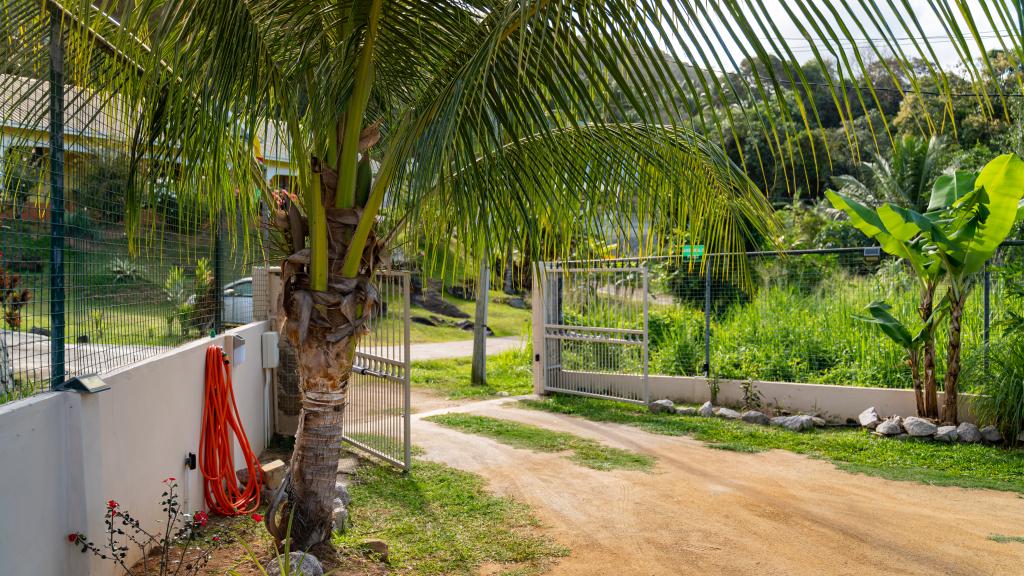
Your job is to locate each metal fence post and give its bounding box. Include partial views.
[703,255,712,378]
[984,263,991,371]
[48,7,65,389]
[641,264,650,405]
[213,217,224,334]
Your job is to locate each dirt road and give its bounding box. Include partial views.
[414,400,1024,576]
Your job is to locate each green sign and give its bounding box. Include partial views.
[681,245,704,259]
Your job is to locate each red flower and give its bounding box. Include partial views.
[250,513,263,522]
[107,500,119,510]
[164,476,176,483]
[212,536,220,542]
[67,533,78,543]
[194,511,209,527]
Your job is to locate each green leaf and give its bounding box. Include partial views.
[961,154,1024,275]
[928,172,977,213]
[854,301,916,349]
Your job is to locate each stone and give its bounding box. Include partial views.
[715,407,742,420]
[769,415,815,432]
[934,425,958,443]
[698,401,715,417]
[264,552,324,576]
[676,407,698,416]
[811,417,827,428]
[261,460,286,490]
[875,417,903,436]
[740,410,770,425]
[504,297,529,310]
[337,456,359,474]
[360,539,389,563]
[332,498,349,532]
[648,399,675,414]
[857,407,881,430]
[956,422,982,443]
[496,391,510,397]
[1018,431,1024,443]
[903,417,938,437]
[336,481,351,507]
[980,425,1003,443]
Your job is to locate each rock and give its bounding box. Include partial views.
[903,416,938,437]
[337,456,359,474]
[676,407,698,416]
[1018,431,1024,443]
[875,417,903,436]
[894,433,910,441]
[715,407,741,420]
[411,291,469,319]
[956,422,982,443]
[698,401,715,417]
[261,460,286,490]
[503,297,529,310]
[857,407,881,430]
[811,417,827,428]
[648,399,675,414]
[264,552,324,576]
[332,498,348,532]
[769,415,815,432]
[360,539,389,563]
[496,391,510,397]
[934,425,958,443]
[29,326,50,337]
[980,425,1003,443]
[336,481,351,508]
[740,410,770,425]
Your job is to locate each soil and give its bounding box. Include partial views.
[414,400,1024,576]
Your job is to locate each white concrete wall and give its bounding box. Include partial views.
[0,321,271,576]
[552,371,977,423]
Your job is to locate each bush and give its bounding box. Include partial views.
[65,210,97,239]
[967,339,1024,446]
[648,307,704,376]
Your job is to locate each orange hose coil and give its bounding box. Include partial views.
[200,345,261,515]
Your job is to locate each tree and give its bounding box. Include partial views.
[833,135,948,212]
[470,255,489,387]
[829,154,1024,423]
[8,0,1019,553]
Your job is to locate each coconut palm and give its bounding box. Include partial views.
[3,0,1019,551]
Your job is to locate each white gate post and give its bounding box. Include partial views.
[531,263,546,396]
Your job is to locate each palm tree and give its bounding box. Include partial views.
[833,135,948,212]
[4,0,1016,552]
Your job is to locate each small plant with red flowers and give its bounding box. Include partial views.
[67,477,220,575]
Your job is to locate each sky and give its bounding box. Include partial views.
[666,0,1018,75]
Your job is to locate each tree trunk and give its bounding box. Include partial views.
[942,290,968,424]
[919,286,939,419]
[908,349,925,417]
[502,246,515,295]
[471,257,489,386]
[272,166,387,549]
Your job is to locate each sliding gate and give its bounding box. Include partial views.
[541,263,650,404]
[343,271,411,470]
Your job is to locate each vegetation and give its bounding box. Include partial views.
[522,395,1024,493]
[333,458,567,575]
[426,413,655,472]
[412,345,533,400]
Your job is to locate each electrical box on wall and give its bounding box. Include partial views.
[262,331,280,369]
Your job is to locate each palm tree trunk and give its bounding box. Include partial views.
[273,172,385,548]
[919,286,939,419]
[471,257,489,386]
[942,290,968,424]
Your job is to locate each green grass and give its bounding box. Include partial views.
[425,413,655,472]
[407,290,531,344]
[988,534,1024,544]
[333,458,567,575]
[412,344,534,399]
[521,395,1024,493]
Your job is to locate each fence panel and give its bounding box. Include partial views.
[541,263,649,403]
[344,270,411,470]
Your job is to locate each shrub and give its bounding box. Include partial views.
[65,210,97,239]
[647,307,704,376]
[967,339,1024,446]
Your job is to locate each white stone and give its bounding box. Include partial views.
[956,422,982,443]
[857,407,881,430]
[676,407,698,416]
[811,417,827,428]
[648,399,675,414]
[903,416,938,437]
[934,425,958,443]
[698,401,715,417]
[980,425,1003,443]
[875,417,903,436]
[769,415,815,432]
[265,552,324,576]
[715,408,742,420]
[740,411,770,425]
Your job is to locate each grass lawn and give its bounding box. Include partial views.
[522,395,1024,493]
[412,345,534,399]
[333,457,567,575]
[425,413,655,472]
[406,291,531,344]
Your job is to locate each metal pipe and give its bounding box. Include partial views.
[48,6,66,389]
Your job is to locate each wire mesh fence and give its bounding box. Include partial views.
[0,4,272,404]
[543,243,1024,396]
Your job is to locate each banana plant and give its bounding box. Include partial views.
[831,154,1024,423]
[825,189,946,418]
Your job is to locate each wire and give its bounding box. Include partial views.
[199,345,262,516]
